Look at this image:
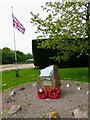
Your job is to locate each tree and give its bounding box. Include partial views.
[16,50,25,62]
[2,47,33,64]
[2,47,14,64]
[16,51,33,62]
[25,53,33,60]
[30,1,90,78]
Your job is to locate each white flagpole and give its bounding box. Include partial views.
[11,7,19,77]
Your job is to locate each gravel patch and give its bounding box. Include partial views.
[1,80,89,118]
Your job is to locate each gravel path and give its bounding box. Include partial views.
[0,64,35,71]
[2,80,89,118]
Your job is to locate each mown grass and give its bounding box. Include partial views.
[59,67,88,83]
[1,68,39,91]
[1,67,88,91]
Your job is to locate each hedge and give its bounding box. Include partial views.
[32,39,88,68]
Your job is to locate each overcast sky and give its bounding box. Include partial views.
[0,0,56,54]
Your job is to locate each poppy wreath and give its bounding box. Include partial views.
[48,87,60,99]
[38,88,48,99]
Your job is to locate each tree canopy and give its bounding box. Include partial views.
[1,47,33,64]
[30,1,89,62]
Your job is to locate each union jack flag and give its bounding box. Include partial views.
[12,14,25,34]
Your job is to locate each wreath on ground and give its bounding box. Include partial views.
[38,88,48,99]
[38,87,60,99]
[48,87,60,99]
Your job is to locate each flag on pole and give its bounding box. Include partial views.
[12,14,25,34]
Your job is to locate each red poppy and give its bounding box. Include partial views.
[48,88,60,99]
[38,88,48,99]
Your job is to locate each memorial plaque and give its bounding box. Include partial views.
[37,65,61,90]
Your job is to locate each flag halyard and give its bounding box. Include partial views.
[12,14,25,34]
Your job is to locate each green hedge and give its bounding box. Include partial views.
[32,39,88,68]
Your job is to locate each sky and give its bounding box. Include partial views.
[0,0,56,54]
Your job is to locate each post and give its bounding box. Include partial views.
[11,7,19,77]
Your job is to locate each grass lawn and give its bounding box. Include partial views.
[1,67,88,91]
[59,67,88,82]
[1,68,39,91]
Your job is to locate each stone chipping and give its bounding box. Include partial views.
[1,81,89,118]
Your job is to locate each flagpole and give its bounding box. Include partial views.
[11,7,19,77]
